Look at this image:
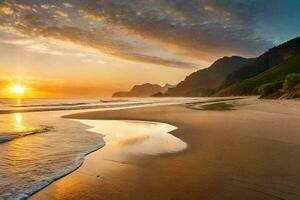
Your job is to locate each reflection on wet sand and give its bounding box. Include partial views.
[74,120,187,156]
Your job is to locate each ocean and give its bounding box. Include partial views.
[0,98,199,200]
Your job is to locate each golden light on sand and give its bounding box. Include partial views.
[11,85,26,95]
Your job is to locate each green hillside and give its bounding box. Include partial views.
[221,37,300,87]
[215,54,300,96]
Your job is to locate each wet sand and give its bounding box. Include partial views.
[30,98,300,200]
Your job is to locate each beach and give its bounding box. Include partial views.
[30,98,300,200]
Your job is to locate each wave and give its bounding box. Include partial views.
[11,99,130,108]
[0,126,54,144]
[0,101,149,114]
[11,102,95,108]
[10,143,104,200]
[99,99,128,103]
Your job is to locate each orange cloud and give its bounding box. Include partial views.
[63,3,72,8]
[0,5,13,15]
[55,10,69,18]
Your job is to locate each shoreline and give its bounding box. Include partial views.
[23,143,104,200]
[30,98,300,200]
[0,97,214,199]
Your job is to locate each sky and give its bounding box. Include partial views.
[0,0,300,97]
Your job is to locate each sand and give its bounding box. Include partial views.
[30,98,300,200]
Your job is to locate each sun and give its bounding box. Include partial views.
[11,85,26,95]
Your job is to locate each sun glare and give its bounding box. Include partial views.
[11,85,26,95]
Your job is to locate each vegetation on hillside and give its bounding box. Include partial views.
[216,54,300,96]
[258,82,283,97]
[283,73,300,91]
[257,73,300,99]
[222,37,300,87]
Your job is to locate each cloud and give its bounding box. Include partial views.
[54,10,69,18]
[26,43,66,56]
[0,38,33,45]
[63,3,72,8]
[82,0,274,59]
[0,5,13,15]
[8,10,197,68]
[113,53,197,68]
[1,0,299,68]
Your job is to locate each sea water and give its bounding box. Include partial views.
[0,98,199,199]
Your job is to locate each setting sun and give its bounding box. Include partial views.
[11,85,26,95]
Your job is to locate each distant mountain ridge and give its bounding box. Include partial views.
[112,36,300,99]
[165,56,255,96]
[112,83,173,97]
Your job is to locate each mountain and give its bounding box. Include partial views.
[217,37,300,96]
[112,83,173,97]
[221,37,300,88]
[165,56,255,96]
[161,84,174,94]
[215,54,300,96]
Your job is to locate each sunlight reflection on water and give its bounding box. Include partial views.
[14,113,25,132]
